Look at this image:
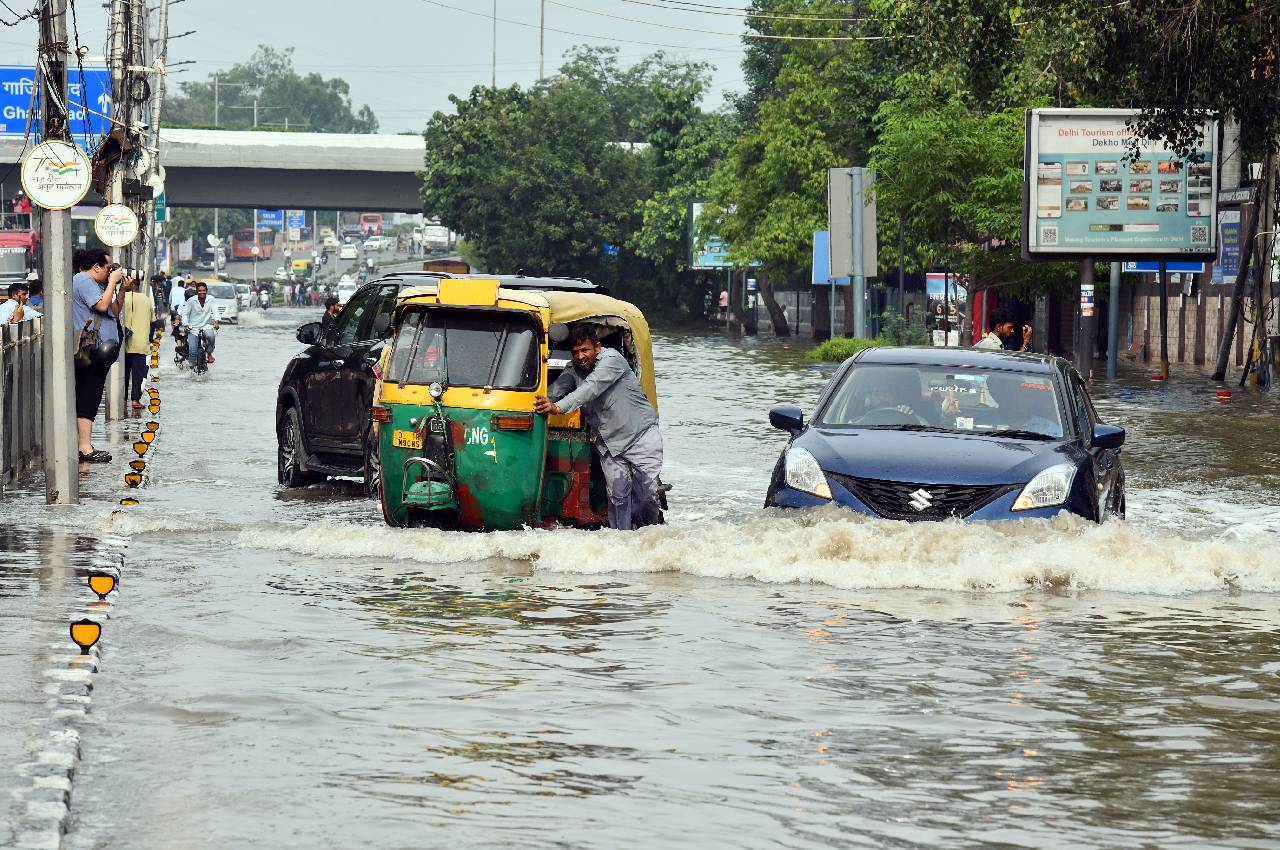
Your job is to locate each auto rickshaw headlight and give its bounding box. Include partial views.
[429,382,443,400]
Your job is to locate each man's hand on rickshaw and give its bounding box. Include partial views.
[534,395,561,416]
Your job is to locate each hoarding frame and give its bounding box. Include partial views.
[1022,108,1218,261]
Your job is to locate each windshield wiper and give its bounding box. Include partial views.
[984,429,1058,441]
[866,424,953,433]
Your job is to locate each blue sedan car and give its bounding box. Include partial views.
[765,347,1125,522]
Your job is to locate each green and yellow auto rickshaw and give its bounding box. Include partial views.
[372,276,661,530]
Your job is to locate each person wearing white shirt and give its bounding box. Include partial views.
[168,274,188,321]
[0,281,40,323]
[974,307,1032,352]
[178,280,220,367]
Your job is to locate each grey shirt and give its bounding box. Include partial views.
[548,348,658,456]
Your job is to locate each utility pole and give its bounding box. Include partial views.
[104,0,129,422]
[38,0,79,505]
[143,0,170,284]
[213,72,218,127]
[539,0,545,79]
[491,0,497,88]
[1107,262,1121,381]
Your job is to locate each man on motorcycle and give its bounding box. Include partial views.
[178,281,221,368]
[258,285,271,309]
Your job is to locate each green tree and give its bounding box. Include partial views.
[165,46,378,133]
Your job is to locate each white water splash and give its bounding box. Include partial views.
[234,508,1276,596]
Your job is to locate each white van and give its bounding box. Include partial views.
[206,281,240,324]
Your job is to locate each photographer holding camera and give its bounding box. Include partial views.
[70,248,126,463]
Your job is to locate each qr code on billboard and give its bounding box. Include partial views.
[1191,225,1209,244]
[1040,226,1058,246]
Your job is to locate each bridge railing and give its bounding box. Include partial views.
[0,318,43,490]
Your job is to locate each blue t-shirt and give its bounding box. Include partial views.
[71,272,119,343]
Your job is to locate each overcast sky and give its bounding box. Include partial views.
[0,0,750,133]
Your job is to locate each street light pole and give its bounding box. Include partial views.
[491,0,497,88]
[539,0,545,79]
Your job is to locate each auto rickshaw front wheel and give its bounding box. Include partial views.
[362,427,381,500]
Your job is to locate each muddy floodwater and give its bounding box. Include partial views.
[4,307,1279,849]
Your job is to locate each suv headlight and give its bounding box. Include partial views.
[784,446,831,500]
[1013,463,1076,511]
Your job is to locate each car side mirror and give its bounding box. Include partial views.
[769,404,805,434]
[1092,423,1125,449]
[296,321,322,345]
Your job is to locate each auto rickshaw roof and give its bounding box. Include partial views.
[395,281,659,411]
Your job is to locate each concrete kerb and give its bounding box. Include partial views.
[10,355,163,849]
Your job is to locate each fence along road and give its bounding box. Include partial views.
[0,317,43,490]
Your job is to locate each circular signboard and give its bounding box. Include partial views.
[94,204,140,247]
[20,140,93,210]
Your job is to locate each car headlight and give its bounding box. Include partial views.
[1013,463,1076,511]
[784,446,831,500]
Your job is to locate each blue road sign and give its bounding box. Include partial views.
[811,231,850,287]
[258,209,284,227]
[286,211,306,229]
[1122,261,1206,274]
[0,66,112,139]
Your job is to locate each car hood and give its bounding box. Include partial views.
[797,427,1074,486]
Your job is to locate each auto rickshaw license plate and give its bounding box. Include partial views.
[392,429,422,450]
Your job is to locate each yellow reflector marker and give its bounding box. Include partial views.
[148,404,160,414]
[146,421,159,432]
[119,497,139,506]
[132,441,148,457]
[70,619,101,655]
[88,574,117,599]
[141,430,156,444]
[129,460,146,472]
[124,472,142,487]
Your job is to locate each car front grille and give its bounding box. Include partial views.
[828,473,1017,521]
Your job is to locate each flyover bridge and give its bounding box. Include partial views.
[0,128,427,212]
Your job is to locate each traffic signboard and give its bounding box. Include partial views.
[258,209,284,227]
[286,210,305,229]
[0,66,112,138]
[1121,261,1205,274]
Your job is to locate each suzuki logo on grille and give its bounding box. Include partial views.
[907,488,934,512]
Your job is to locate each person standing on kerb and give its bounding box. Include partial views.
[71,248,125,463]
[534,326,664,531]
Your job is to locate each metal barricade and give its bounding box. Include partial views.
[0,317,44,490]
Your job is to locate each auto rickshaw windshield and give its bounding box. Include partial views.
[388,308,540,390]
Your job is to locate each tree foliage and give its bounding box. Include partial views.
[165,46,379,133]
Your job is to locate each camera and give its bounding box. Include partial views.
[109,263,144,279]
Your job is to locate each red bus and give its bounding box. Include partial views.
[359,213,383,236]
[231,228,275,260]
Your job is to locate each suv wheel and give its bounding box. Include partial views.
[278,406,321,487]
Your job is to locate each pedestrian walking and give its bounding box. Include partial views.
[71,248,125,463]
[122,278,155,409]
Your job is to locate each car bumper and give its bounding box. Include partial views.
[768,482,1073,521]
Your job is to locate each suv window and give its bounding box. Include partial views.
[1067,372,1094,441]
[362,283,400,341]
[333,288,378,346]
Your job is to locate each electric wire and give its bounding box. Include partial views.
[545,0,897,39]
[620,0,869,23]
[418,0,741,52]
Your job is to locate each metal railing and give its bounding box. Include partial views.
[0,318,44,490]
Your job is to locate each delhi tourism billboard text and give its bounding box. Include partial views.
[1022,109,1218,261]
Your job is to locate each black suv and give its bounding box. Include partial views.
[276,273,601,493]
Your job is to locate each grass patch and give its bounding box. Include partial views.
[806,337,885,362]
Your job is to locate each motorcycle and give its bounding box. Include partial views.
[259,289,271,310]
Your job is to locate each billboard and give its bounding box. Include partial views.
[258,209,284,228]
[1023,109,1217,260]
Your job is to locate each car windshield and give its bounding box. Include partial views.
[208,284,236,300]
[387,309,539,391]
[816,364,1066,438]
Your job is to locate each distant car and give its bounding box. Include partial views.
[335,281,358,304]
[235,283,251,309]
[274,267,289,281]
[323,234,339,249]
[339,244,358,260]
[362,236,383,252]
[765,347,1125,523]
[205,281,240,324]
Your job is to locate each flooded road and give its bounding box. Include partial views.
[5,307,1279,848]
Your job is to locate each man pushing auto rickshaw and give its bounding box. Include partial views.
[535,325,664,531]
